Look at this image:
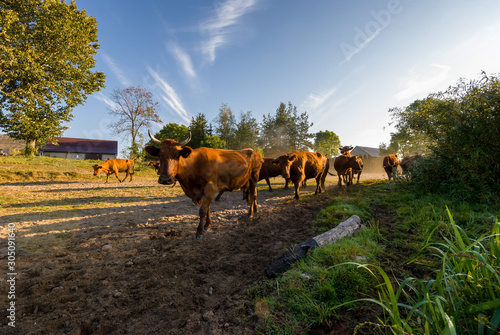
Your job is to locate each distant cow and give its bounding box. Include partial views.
[259,158,285,191]
[272,150,330,200]
[343,156,364,184]
[334,154,362,186]
[383,154,399,180]
[93,159,134,183]
[145,130,263,239]
[148,161,160,175]
[400,155,420,178]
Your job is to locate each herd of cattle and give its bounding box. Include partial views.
[91,131,420,238]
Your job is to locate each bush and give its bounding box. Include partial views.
[393,72,500,204]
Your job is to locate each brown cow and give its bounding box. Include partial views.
[145,131,263,239]
[93,159,134,183]
[383,154,399,180]
[259,158,285,191]
[334,154,362,186]
[343,156,363,184]
[272,151,329,200]
[148,161,160,175]
[400,154,420,179]
[215,157,286,201]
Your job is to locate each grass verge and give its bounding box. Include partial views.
[250,179,500,334]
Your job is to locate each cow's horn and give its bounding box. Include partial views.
[178,132,191,146]
[148,130,162,144]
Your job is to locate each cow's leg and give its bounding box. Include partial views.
[128,169,133,182]
[265,177,273,192]
[242,181,250,204]
[294,174,305,200]
[196,201,212,239]
[113,168,122,182]
[204,204,212,231]
[215,191,224,201]
[105,173,110,183]
[195,185,216,239]
[284,178,290,190]
[294,181,301,199]
[315,175,322,195]
[347,169,353,186]
[337,174,342,187]
[320,168,327,191]
[247,179,258,216]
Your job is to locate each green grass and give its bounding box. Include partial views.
[251,179,500,334]
[0,155,157,182]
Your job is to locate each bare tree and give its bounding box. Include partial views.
[108,86,161,159]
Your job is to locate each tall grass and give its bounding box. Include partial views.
[351,209,500,334]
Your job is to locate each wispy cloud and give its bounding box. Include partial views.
[101,52,131,87]
[168,42,197,79]
[94,92,118,110]
[302,84,341,111]
[395,64,451,101]
[199,0,257,63]
[146,66,191,124]
[340,30,381,64]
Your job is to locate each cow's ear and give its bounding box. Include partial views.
[288,154,297,162]
[145,145,160,157]
[179,146,192,158]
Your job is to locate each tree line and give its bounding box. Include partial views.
[144,101,341,159]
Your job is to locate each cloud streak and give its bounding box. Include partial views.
[94,92,117,110]
[101,52,131,87]
[146,66,191,124]
[168,42,197,79]
[199,0,257,63]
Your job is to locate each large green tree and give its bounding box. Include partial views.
[234,111,259,150]
[259,102,313,157]
[213,103,235,149]
[149,123,189,144]
[189,113,208,149]
[0,0,106,155]
[314,130,340,158]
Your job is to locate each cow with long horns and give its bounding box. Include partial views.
[145,130,263,239]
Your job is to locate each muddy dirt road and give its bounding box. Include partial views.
[0,174,391,334]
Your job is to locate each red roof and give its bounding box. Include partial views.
[39,137,118,155]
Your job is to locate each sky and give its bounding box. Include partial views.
[64,0,500,156]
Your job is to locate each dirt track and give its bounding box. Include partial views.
[0,175,379,334]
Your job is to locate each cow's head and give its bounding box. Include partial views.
[145,130,192,185]
[339,146,353,155]
[93,164,102,176]
[272,154,297,179]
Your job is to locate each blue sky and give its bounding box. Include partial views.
[67,0,500,156]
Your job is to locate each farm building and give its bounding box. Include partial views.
[350,146,381,159]
[350,146,385,173]
[0,134,25,155]
[39,137,118,160]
